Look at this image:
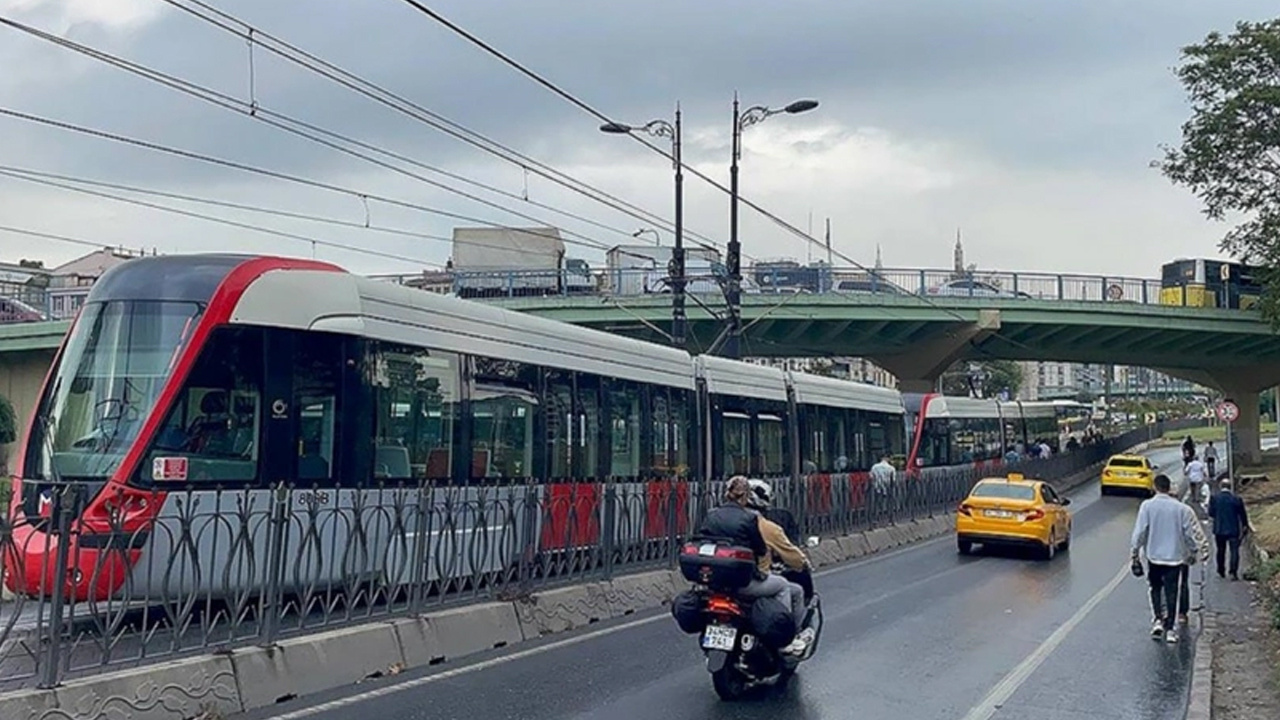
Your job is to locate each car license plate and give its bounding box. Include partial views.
[702,624,737,651]
[984,509,1014,518]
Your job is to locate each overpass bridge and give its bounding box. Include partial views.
[1,264,1276,457]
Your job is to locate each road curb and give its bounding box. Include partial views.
[0,455,1126,720]
[1187,613,1215,720]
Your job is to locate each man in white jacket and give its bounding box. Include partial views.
[1131,473,1209,644]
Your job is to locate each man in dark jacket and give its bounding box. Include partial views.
[1207,478,1250,580]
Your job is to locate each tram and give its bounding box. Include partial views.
[903,394,1060,470]
[5,255,914,601]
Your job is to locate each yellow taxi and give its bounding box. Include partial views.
[1100,454,1157,496]
[956,474,1072,560]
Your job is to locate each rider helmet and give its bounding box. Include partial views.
[747,479,774,509]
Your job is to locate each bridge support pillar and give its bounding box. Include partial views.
[1162,365,1280,466]
[873,310,1001,394]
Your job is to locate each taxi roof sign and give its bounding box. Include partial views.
[1007,472,1025,481]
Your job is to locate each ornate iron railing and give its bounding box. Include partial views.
[0,419,1201,689]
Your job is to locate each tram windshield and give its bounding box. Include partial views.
[26,300,202,483]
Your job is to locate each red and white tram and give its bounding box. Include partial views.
[6,255,915,602]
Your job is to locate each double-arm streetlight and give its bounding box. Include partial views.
[723,96,818,359]
[601,108,686,349]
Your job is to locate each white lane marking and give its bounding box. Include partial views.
[957,563,1130,720]
[262,535,954,718]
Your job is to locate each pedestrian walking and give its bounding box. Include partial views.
[1208,477,1250,580]
[1203,441,1219,478]
[870,454,896,519]
[1184,454,1208,506]
[1130,474,1206,644]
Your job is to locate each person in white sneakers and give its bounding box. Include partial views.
[1130,474,1206,644]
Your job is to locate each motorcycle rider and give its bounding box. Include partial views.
[748,480,813,602]
[695,477,809,655]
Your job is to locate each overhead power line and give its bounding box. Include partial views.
[393,0,859,268]
[0,106,613,255]
[0,167,438,267]
[0,15,620,254]
[152,0,728,254]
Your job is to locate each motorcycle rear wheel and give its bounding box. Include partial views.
[712,666,748,701]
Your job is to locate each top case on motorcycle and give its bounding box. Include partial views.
[678,542,758,591]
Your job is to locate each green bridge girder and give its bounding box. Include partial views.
[489,294,1280,391]
[4,296,1279,389]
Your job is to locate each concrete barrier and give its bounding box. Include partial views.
[514,583,611,638]
[427,601,524,659]
[232,623,404,711]
[602,569,678,618]
[0,655,240,720]
[389,616,444,668]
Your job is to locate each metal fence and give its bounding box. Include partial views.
[440,266,1206,308]
[0,419,1199,690]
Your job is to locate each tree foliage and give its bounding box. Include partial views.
[941,360,1024,399]
[0,394,16,446]
[1157,19,1280,323]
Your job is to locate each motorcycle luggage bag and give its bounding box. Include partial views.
[750,595,798,649]
[678,541,757,590]
[670,590,708,634]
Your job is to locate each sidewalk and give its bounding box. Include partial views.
[1203,551,1280,718]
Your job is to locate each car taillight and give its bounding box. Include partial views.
[1023,509,1045,521]
[958,503,973,516]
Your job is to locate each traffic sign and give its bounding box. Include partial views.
[1216,400,1240,423]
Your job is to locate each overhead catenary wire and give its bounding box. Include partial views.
[0,106,616,256]
[388,1,1038,336]
[0,167,438,267]
[0,15,620,255]
[151,0,729,255]
[0,163,628,263]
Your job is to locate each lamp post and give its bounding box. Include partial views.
[724,95,819,359]
[601,107,686,349]
[632,228,661,246]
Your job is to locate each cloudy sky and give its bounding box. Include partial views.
[0,0,1275,278]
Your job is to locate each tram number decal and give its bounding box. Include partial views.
[152,457,189,482]
[297,491,331,507]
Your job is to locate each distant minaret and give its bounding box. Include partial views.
[874,244,883,272]
[953,228,965,276]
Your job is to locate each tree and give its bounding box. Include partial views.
[0,394,15,446]
[941,360,1024,399]
[1156,19,1280,324]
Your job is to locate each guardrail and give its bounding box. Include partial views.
[427,266,1248,309]
[0,419,1203,690]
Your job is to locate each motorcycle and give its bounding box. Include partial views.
[675,540,824,701]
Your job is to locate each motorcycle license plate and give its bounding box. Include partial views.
[701,624,737,651]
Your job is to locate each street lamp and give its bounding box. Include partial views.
[632,228,661,245]
[724,95,819,359]
[601,108,686,349]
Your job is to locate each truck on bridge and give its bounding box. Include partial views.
[451,227,595,298]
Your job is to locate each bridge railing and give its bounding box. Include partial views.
[441,266,1186,306]
[0,419,1203,689]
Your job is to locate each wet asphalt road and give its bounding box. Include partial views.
[242,446,1199,720]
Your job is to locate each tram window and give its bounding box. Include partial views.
[832,411,849,471]
[368,342,458,480]
[670,389,690,476]
[757,414,785,475]
[650,389,670,476]
[471,387,535,479]
[867,419,888,461]
[722,411,751,477]
[544,373,574,479]
[471,356,537,479]
[145,326,262,484]
[610,381,642,478]
[578,375,602,479]
[292,332,344,481]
